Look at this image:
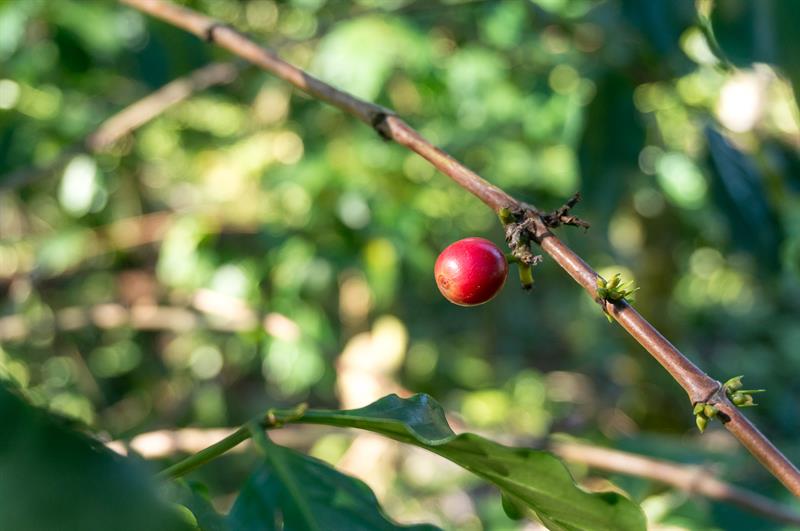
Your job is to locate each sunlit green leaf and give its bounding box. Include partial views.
[294,394,646,531]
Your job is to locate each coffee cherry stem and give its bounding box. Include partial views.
[499,207,541,291]
[503,251,535,290]
[518,263,534,290]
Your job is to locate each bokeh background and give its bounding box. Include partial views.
[2,0,800,529]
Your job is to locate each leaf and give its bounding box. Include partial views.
[167,480,229,531]
[227,464,281,531]
[0,383,190,531]
[711,1,800,99]
[772,1,800,100]
[501,492,526,521]
[296,394,646,531]
[302,393,455,446]
[704,127,782,269]
[578,72,642,227]
[619,0,696,62]
[228,427,440,531]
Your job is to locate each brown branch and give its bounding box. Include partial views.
[0,211,175,283]
[1,62,240,190]
[0,210,261,284]
[119,0,800,497]
[552,441,800,526]
[0,300,299,343]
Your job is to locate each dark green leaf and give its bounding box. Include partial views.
[167,480,229,531]
[227,466,280,531]
[0,384,190,531]
[620,0,695,63]
[579,72,642,227]
[705,127,781,269]
[297,394,646,531]
[711,1,800,99]
[229,428,440,531]
[501,492,526,521]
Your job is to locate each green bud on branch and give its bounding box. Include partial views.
[596,273,639,322]
[693,401,718,433]
[596,274,639,302]
[724,375,764,409]
[723,375,744,392]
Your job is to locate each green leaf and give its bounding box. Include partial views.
[295,394,646,531]
[227,466,280,531]
[0,384,190,531]
[705,127,781,270]
[229,427,440,531]
[578,72,642,226]
[298,393,456,445]
[620,0,695,61]
[167,480,229,531]
[501,492,526,521]
[711,1,800,100]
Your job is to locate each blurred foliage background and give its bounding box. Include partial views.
[2,0,800,529]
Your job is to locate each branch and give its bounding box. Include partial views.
[119,0,800,497]
[0,210,260,284]
[0,211,175,283]
[1,62,240,190]
[155,427,250,479]
[0,300,299,343]
[552,441,800,526]
[109,425,800,526]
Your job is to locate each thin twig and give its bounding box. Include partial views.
[119,0,800,497]
[552,441,800,526]
[0,301,299,342]
[0,211,175,286]
[1,62,240,190]
[107,425,327,459]
[0,210,260,283]
[156,426,250,479]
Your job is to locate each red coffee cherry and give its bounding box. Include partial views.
[434,237,508,306]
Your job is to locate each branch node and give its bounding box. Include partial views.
[204,22,229,43]
[696,380,724,406]
[502,209,543,291]
[504,214,542,266]
[369,108,394,140]
[692,381,730,431]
